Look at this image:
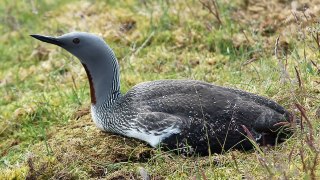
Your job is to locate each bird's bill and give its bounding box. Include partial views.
[30,34,64,46]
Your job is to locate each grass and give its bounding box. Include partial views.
[0,0,319,179]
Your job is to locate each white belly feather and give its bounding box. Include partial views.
[91,106,181,147]
[91,106,105,131]
[125,126,180,147]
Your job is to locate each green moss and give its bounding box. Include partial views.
[0,166,28,180]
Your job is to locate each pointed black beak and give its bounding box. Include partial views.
[30,34,64,46]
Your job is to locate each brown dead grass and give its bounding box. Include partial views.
[26,106,153,179]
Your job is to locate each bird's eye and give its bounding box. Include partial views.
[72,38,80,44]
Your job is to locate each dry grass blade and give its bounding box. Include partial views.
[295,103,312,130]
[241,125,255,142]
[311,32,320,51]
[242,58,258,66]
[299,148,307,172]
[201,170,207,180]
[310,152,319,180]
[257,157,273,176]
[275,36,280,58]
[231,151,240,173]
[288,147,295,163]
[291,11,299,22]
[138,167,150,180]
[294,66,302,88]
[274,35,290,83]
[273,121,290,127]
[310,60,320,73]
[295,103,316,151]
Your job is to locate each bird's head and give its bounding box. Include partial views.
[31,32,120,106]
[30,32,113,64]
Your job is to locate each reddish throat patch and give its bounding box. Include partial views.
[82,63,96,104]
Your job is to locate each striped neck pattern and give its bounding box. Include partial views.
[103,60,121,108]
[102,46,121,107]
[83,44,122,108]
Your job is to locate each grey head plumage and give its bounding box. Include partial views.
[31,32,293,156]
[31,32,121,106]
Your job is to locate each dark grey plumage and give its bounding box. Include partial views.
[31,32,292,156]
[103,80,291,155]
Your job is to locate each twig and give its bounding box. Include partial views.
[184,0,197,19]
[310,60,320,73]
[199,0,223,26]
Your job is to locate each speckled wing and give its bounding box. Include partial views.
[127,79,289,124]
[124,79,290,153]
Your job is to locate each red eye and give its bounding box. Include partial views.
[73,38,80,44]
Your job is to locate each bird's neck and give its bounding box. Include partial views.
[81,51,121,108]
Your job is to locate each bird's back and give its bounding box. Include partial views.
[113,80,291,155]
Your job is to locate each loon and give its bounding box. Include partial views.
[31,32,292,155]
